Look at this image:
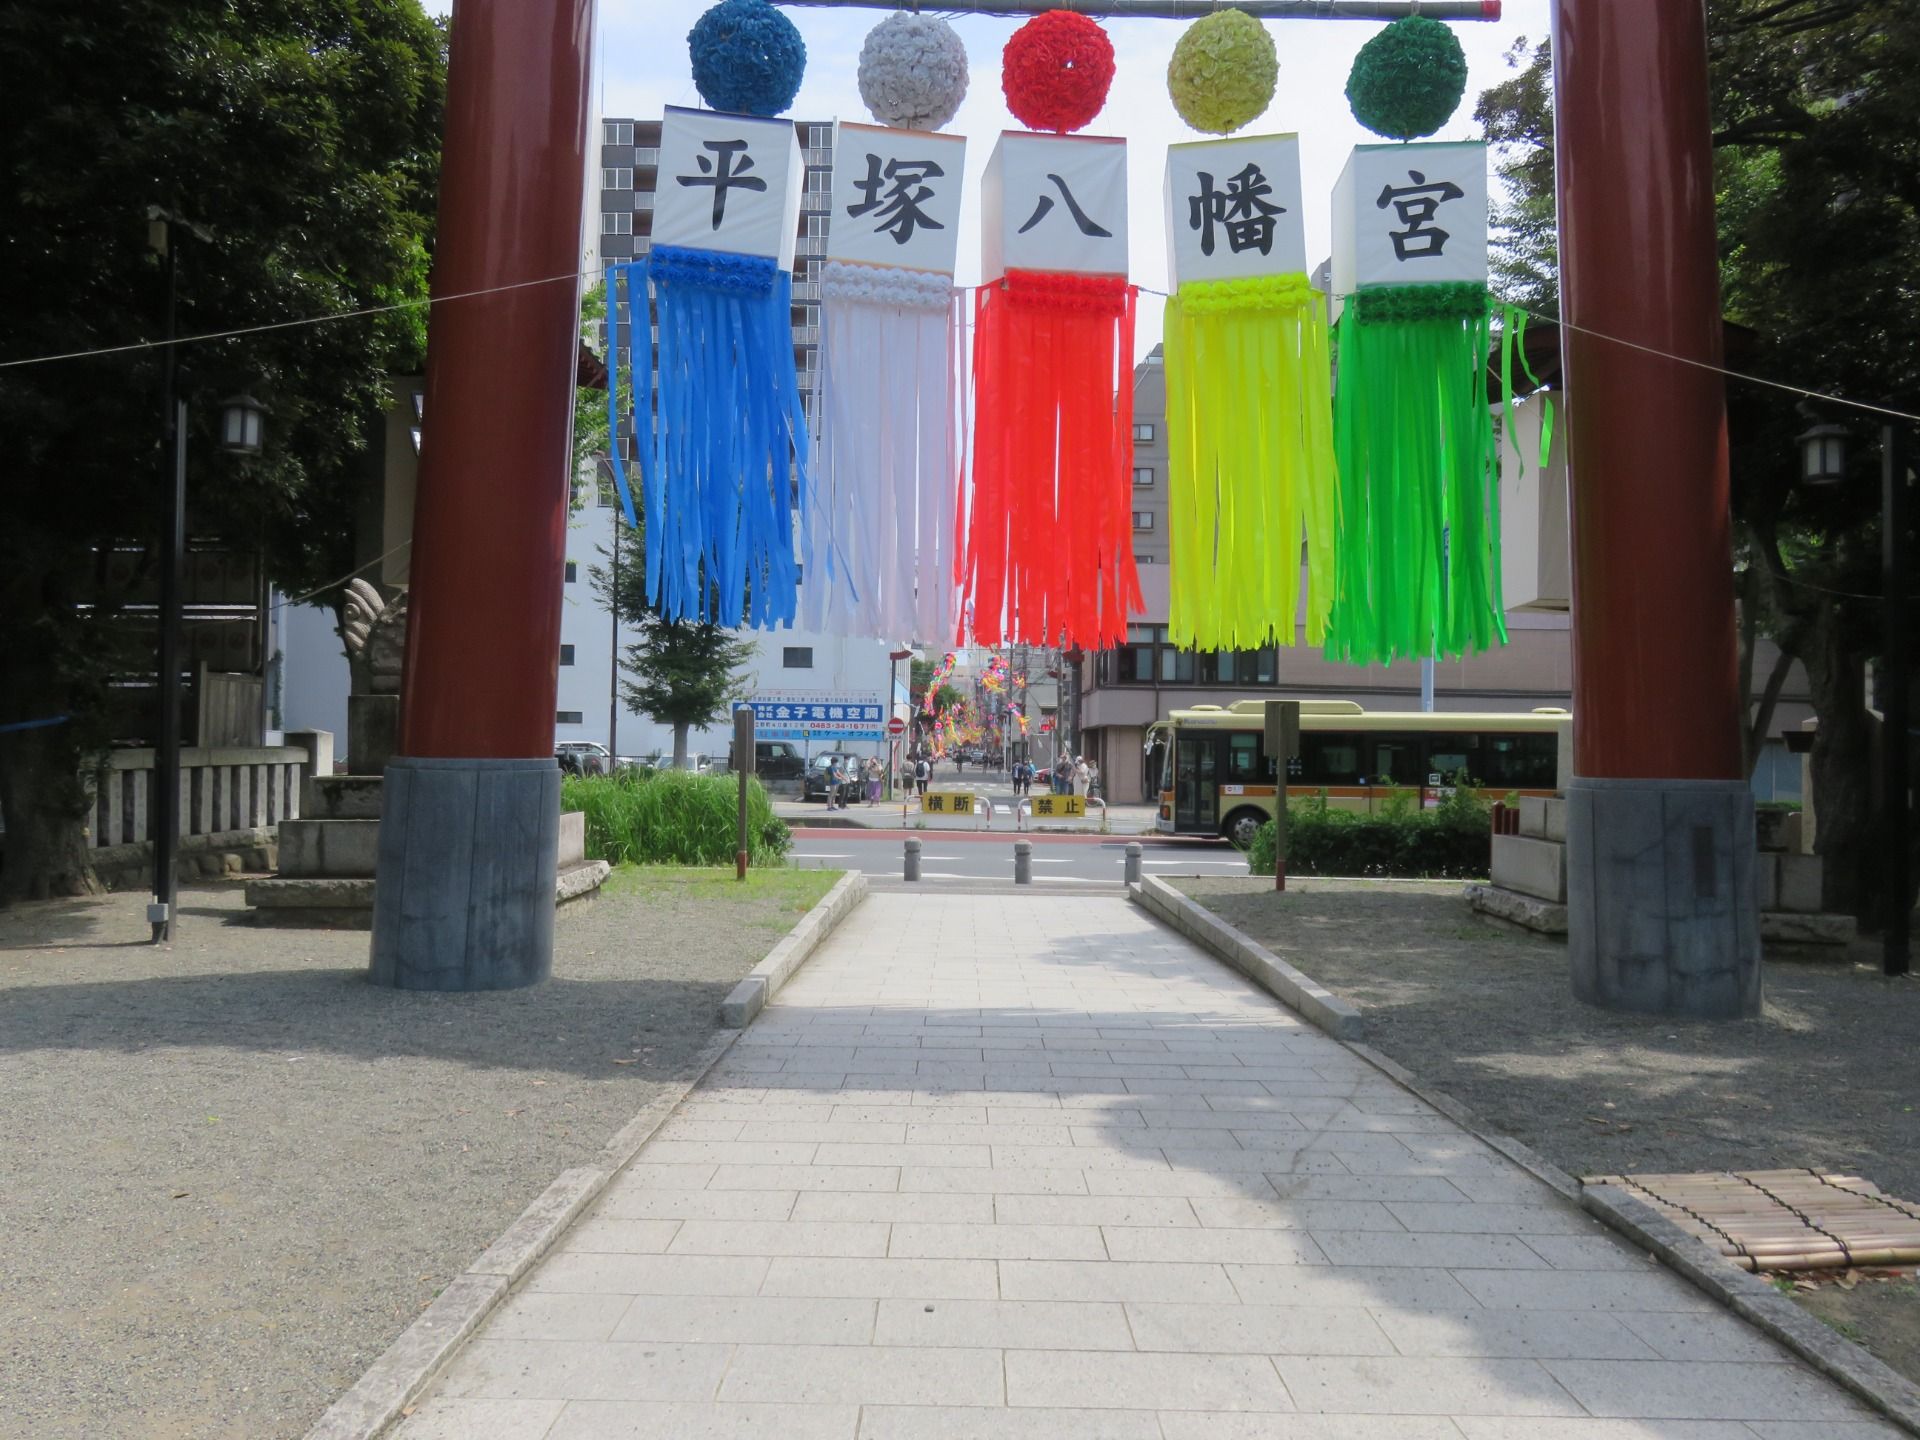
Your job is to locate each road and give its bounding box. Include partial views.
[787,828,1254,884]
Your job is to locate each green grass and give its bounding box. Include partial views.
[563,770,791,867]
[602,863,840,915]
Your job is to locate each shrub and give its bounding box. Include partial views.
[1245,779,1493,880]
[561,769,791,867]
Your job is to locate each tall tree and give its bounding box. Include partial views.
[0,1,444,900]
[591,549,754,766]
[1475,0,1920,923]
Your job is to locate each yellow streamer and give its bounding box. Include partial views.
[1164,273,1338,651]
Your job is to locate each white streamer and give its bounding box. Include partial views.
[801,261,965,644]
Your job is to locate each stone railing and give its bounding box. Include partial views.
[89,743,312,849]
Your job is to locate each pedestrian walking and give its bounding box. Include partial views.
[865,756,882,806]
[914,755,931,797]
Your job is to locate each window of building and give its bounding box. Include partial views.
[805,214,828,239]
[1134,553,1156,564]
[556,709,584,725]
[602,167,632,190]
[1133,467,1155,487]
[1133,422,1156,442]
[602,121,633,145]
[564,561,578,583]
[783,646,814,668]
[808,124,832,148]
[601,211,632,235]
[1132,510,1155,530]
[1158,643,1194,684]
[559,644,576,666]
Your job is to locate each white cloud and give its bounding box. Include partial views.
[423,0,1551,357]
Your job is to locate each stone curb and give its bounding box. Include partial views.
[302,866,872,1440]
[719,870,870,1027]
[1128,875,1363,1040]
[1352,1044,1920,1434]
[1159,883,1920,1436]
[1582,1185,1920,1436]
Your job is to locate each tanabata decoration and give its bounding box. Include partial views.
[1001,10,1115,134]
[605,106,811,626]
[1346,16,1468,141]
[1167,9,1278,136]
[920,650,958,713]
[799,121,967,643]
[1162,133,1334,652]
[688,0,807,118]
[1325,140,1504,664]
[858,12,969,131]
[964,131,1141,649]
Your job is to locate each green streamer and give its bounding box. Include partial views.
[1326,281,1508,667]
[1503,305,1556,468]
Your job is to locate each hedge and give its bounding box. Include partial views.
[1245,785,1493,880]
[561,769,791,867]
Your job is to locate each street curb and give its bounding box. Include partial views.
[1157,883,1920,1436]
[1128,875,1364,1040]
[1356,1041,1920,1435]
[299,1026,740,1440]
[719,870,869,1026]
[302,868,872,1440]
[1582,1185,1920,1436]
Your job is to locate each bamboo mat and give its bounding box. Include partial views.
[1586,1170,1920,1272]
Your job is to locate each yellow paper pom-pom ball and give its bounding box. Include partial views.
[1167,9,1278,136]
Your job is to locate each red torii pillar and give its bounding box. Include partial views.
[370,0,595,990]
[1553,0,1761,1016]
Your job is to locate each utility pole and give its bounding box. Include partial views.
[1885,425,1911,978]
[609,511,620,762]
[147,208,188,945]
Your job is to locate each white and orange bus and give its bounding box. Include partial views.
[1147,700,1572,847]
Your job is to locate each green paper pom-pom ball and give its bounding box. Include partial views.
[1167,9,1277,136]
[1345,16,1467,140]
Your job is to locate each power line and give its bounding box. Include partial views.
[5,264,1916,426]
[0,265,594,371]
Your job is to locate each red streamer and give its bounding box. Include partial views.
[963,268,1142,650]
[1001,10,1116,134]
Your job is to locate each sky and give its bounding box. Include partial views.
[422,0,1554,359]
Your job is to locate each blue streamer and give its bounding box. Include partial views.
[605,246,812,628]
[603,264,640,532]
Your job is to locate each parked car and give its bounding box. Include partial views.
[802,753,865,804]
[556,741,612,775]
[727,740,804,782]
[655,754,712,774]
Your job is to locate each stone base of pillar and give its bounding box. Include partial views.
[369,756,559,991]
[1566,777,1761,1019]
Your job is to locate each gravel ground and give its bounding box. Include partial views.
[1180,877,1920,1199]
[1180,877,1920,1382]
[0,866,835,1440]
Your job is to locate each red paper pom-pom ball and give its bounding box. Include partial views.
[1001,10,1115,133]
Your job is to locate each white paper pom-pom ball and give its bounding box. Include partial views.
[858,12,969,131]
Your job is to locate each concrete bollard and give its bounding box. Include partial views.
[904,837,922,882]
[1014,839,1032,886]
[1124,841,1143,885]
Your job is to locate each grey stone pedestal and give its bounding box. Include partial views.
[369,757,559,991]
[1566,776,1761,1018]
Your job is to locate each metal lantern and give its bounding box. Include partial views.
[219,394,266,455]
[1796,422,1848,486]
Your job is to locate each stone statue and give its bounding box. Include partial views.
[342,578,407,697]
[342,578,407,775]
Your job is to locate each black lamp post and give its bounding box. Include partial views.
[146,206,266,944]
[1795,420,1910,977]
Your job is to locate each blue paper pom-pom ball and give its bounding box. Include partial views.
[688,0,807,117]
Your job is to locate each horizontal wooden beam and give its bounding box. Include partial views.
[774,1,1501,20]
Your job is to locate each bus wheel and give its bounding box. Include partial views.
[1222,808,1266,850]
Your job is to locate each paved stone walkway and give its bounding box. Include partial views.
[396,893,1900,1439]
